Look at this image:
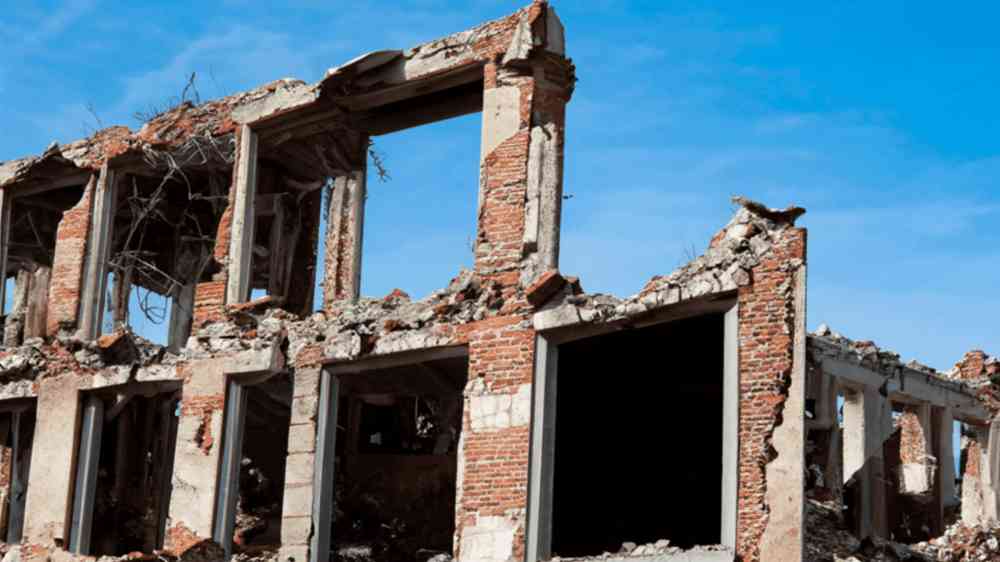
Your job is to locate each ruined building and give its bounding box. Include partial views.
[0,2,997,562]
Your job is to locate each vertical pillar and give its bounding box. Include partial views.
[226,125,258,305]
[525,335,558,562]
[0,187,10,317]
[960,425,988,526]
[213,380,248,559]
[69,396,104,554]
[23,376,83,546]
[842,386,890,538]
[322,155,367,308]
[933,407,956,535]
[982,421,1000,523]
[476,50,574,291]
[79,164,117,340]
[168,283,195,352]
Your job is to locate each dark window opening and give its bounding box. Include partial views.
[233,373,293,552]
[77,390,180,556]
[551,314,725,557]
[105,170,228,347]
[331,354,467,562]
[0,404,36,544]
[3,183,86,345]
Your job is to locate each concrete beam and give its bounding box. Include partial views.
[814,354,988,423]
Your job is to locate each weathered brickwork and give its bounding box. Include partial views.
[45,174,95,337]
[735,227,806,562]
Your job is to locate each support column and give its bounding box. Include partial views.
[842,386,891,539]
[322,158,367,308]
[982,421,1000,523]
[23,376,83,546]
[476,51,574,292]
[79,164,117,340]
[960,425,989,526]
[0,187,10,317]
[226,125,258,306]
[933,407,956,535]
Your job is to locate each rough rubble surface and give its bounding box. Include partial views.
[534,196,805,331]
[807,324,975,396]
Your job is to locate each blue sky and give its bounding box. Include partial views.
[1,0,998,373]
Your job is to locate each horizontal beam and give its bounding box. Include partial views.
[815,355,989,423]
[325,345,469,375]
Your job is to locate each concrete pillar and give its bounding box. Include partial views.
[79,164,118,340]
[226,125,258,305]
[983,421,1000,523]
[22,376,83,546]
[842,386,890,539]
[932,407,956,535]
[322,161,367,308]
[899,403,933,494]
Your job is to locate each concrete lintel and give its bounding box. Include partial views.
[325,344,468,375]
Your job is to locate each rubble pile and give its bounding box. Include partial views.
[548,540,733,561]
[810,325,945,380]
[805,499,932,562]
[186,268,506,365]
[535,196,805,331]
[910,523,1000,562]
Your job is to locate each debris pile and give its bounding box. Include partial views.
[910,523,1000,562]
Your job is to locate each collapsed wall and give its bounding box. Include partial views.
[0,3,816,562]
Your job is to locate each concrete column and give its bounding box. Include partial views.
[226,125,258,305]
[79,164,117,339]
[982,421,1000,523]
[322,162,367,308]
[22,376,83,546]
[933,406,956,535]
[842,386,890,538]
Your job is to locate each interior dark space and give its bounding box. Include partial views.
[551,313,725,557]
[330,354,467,562]
[235,373,293,551]
[89,392,179,556]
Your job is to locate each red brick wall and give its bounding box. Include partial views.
[46,174,95,336]
[456,315,535,561]
[736,227,806,562]
[898,407,928,465]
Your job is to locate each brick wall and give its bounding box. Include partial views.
[736,227,806,562]
[45,173,95,336]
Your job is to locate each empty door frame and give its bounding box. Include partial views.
[310,345,470,562]
[212,369,287,559]
[524,299,739,561]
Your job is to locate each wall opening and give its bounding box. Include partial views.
[320,351,467,562]
[104,170,228,347]
[548,313,726,557]
[69,388,180,555]
[0,402,36,544]
[2,182,86,345]
[214,372,293,558]
[359,112,480,300]
[247,128,334,315]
